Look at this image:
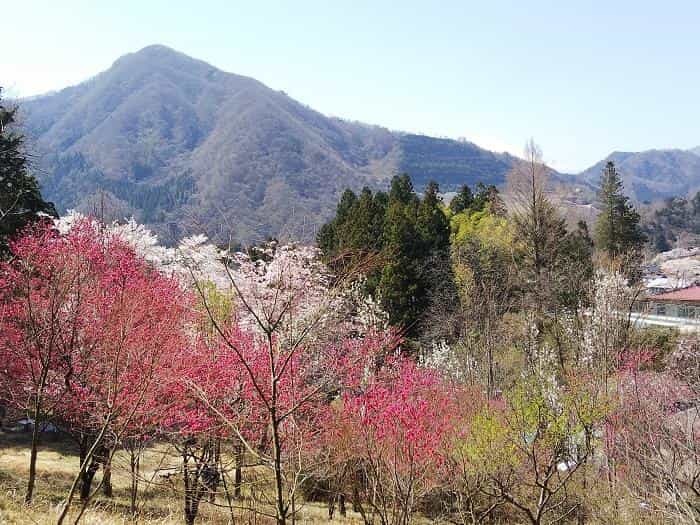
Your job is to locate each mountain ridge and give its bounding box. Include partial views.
[19,44,700,242]
[20,45,520,243]
[577,148,700,203]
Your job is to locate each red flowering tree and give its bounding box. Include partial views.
[55,223,189,523]
[0,221,106,503]
[0,219,190,514]
[187,316,396,524]
[322,358,464,525]
[179,239,395,525]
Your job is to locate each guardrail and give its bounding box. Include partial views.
[629,312,700,332]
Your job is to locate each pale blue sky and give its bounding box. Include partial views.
[4,0,699,171]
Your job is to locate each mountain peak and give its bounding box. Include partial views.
[127,44,189,60]
[111,44,213,74]
[135,44,178,54]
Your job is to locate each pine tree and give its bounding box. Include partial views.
[0,89,56,254]
[449,184,474,214]
[339,187,386,251]
[379,200,422,327]
[416,181,449,252]
[472,183,505,215]
[388,174,418,207]
[317,189,357,253]
[594,161,645,258]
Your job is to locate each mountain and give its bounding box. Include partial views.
[20,45,517,244]
[578,149,700,203]
[690,146,700,157]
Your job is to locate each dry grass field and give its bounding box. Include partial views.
[0,431,366,525]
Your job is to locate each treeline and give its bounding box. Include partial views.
[42,151,196,224]
[318,176,505,332]
[318,156,646,348]
[645,191,700,251]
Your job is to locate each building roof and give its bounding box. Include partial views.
[648,285,700,302]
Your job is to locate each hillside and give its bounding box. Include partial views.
[20,45,517,244]
[578,149,700,203]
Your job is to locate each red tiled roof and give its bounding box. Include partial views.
[649,285,700,302]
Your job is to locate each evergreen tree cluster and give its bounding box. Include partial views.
[644,192,700,252]
[0,89,56,255]
[318,175,452,332]
[449,182,505,215]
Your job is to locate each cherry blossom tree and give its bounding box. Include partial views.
[48,224,189,524]
[606,350,699,523]
[0,217,190,519]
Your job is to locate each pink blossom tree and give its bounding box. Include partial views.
[322,358,464,525]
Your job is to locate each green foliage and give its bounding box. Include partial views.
[416,181,450,252]
[0,89,57,255]
[448,184,474,214]
[595,161,646,258]
[318,174,450,333]
[458,410,518,475]
[197,280,234,335]
[451,208,514,251]
[644,192,700,252]
[0,96,56,223]
[450,206,518,323]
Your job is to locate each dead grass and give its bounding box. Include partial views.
[0,431,367,524]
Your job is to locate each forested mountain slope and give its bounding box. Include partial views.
[21,45,518,243]
[578,149,700,203]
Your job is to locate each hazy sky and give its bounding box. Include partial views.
[4,0,699,171]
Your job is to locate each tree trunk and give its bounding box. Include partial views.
[271,415,287,525]
[352,481,361,513]
[25,405,41,503]
[234,440,243,499]
[80,457,100,502]
[56,420,111,525]
[101,451,113,497]
[129,447,140,515]
[25,376,46,504]
[339,493,347,517]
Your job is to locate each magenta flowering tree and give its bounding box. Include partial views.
[323,357,464,525]
[0,218,190,516]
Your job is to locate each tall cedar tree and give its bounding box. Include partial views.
[0,89,56,255]
[594,161,645,257]
[318,174,450,334]
[449,184,474,214]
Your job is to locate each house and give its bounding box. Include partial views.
[644,276,694,295]
[632,285,700,332]
[645,286,700,318]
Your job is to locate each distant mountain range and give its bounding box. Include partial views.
[16,45,700,242]
[19,45,518,243]
[577,148,700,203]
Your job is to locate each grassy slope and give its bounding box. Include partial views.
[0,432,364,524]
